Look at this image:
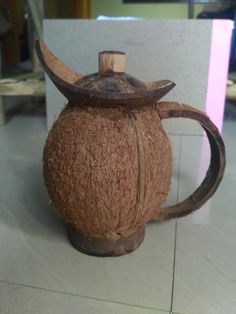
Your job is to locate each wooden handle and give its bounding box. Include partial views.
[152,102,226,221]
[99,51,126,74]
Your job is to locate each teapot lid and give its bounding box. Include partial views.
[36,41,175,107]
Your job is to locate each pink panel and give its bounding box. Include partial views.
[206,19,234,132]
[193,21,233,224]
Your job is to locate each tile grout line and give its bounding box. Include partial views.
[0,279,170,313]
[170,220,178,313]
[170,135,182,312]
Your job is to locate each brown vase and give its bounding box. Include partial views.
[36,41,225,257]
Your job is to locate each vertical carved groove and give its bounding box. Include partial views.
[129,112,146,225]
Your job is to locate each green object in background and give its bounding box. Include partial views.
[91,0,204,19]
[0,48,5,125]
[229,72,236,82]
[0,96,5,125]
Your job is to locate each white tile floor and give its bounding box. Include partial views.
[0,112,235,314]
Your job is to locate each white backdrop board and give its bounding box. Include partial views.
[43,19,232,133]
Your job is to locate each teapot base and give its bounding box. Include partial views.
[67,225,145,257]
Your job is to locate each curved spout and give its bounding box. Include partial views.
[35,41,83,98]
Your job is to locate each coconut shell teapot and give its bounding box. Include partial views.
[36,41,225,257]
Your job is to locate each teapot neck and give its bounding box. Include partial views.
[99,51,126,74]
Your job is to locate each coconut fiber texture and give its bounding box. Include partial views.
[43,104,173,240]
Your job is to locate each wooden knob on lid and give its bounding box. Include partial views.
[99,51,126,74]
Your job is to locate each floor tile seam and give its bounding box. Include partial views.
[170,135,182,312]
[0,279,170,313]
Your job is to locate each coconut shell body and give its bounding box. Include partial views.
[43,104,172,239]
